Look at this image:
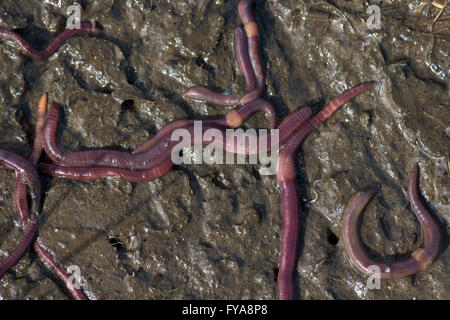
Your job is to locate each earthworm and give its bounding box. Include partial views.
[184,0,264,106]
[132,98,277,155]
[237,0,264,105]
[0,217,38,277]
[342,163,443,278]
[42,101,175,170]
[38,107,312,182]
[38,159,174,182]
[13,93,48,225]
[220,106,314,155]
[276,81,377,300]
[42,98,277,169]
[235,27,257,92]
[183,87,240,106]
[133,100,314,158]
[0,149,41,211]
[14,180,89,300]
[43,102,309,180]
[0,22,100,59]
[39,106,312,181]
[33,240,89,300]
[0,148,41,277]
[12,93,89,300]
[39,121,231,181]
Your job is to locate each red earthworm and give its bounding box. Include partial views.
[13,180,89,300]
[41,122,256,181]
[33,240,88,300]
[0,217,38,277]
[276,81,377,300]
[13,93,48,225]
[40,105,314,181]
[183,27,253,106]
[132,98,277,155]
[235,27,257,92]
[0,22,100,59]
[39,122,228,181]
[342,163,443,278]
[133,103,310,159]
[183,87,240,106]
[39,159,174,182]
[184,0,264,106]
[0,148,41,277]
[12,94,89,300]
[42,101,175,170]
[220,106,313,155]
[225,99,276,129]
[277,107,313,145]
[0,149,41,210]
[42,98,277,169]
[237,0,264,105]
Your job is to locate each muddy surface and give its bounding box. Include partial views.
[0,0,448,300]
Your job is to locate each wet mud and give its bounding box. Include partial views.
[0,0,448,299]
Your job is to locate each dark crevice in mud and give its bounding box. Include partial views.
[89,34,155,100]
[378,43,389,65]
[118,99,136,125]
[199,239,214,250]
[22,60,42,92]
[327,229,339,246]
[175,166,204,206]
[10,25,53,52]
[326,0,340,10]
[358,141,404,197]
[118,59,152,99]
[309,95,328,115]
[145,215,165,231]
[14,103,32,144]
[63,60,115,94]
[111,2,124,20]
[380,213,395,241]
[292,152,309,301]
[109,237,126,257]
[195,56,215,75]
[272,267,278,282]
[109,237,147,278]
[211,174,230,191]
[77,0,87,11]
[176,198,192,225]
[253,203,266,223]
[406,61,448,90]
[251,167,261,181]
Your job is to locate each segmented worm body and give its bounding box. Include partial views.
[0,148,41,277]
[132,98,277,156]
[276,82,377,300]
[342,163,443,278]
[10,94,89,299]
[237,0,264,105]
[184,0,263,106]
[42,99,276,170]
[0,22,100,59]
[235,27,256,92]
[39,104,314,181]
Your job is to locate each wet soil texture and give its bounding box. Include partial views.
[0,0,448,299]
